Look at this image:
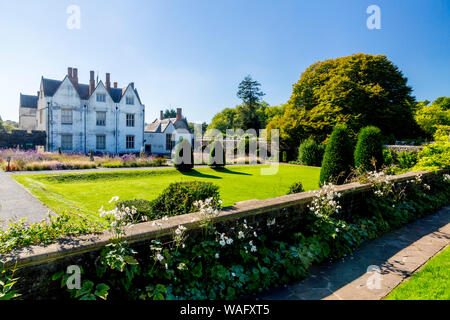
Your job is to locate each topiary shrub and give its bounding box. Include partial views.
[287,181,304,195]
[149,181,221,219]
[319,125,354,185]
[173,138,194,172]
[208,141,226,168]
[297,139,325,166]
[354,126,384,172]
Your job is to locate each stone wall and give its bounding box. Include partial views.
[4,170,443,299]
[0,130,46,150]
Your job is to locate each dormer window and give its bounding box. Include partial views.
[96,93,106,102]
[126,96,134,105]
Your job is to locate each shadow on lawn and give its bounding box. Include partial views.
[179,169,222,179]
[212,167,252,176]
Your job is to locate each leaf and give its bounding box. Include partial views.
[94,283,110,300]
[79,293,96,301]
[75,280,94,298]
[51,271,64,281]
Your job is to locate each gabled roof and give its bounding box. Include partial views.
[144,117,189,133]
[19,94,38,109]
[40,77,142,104]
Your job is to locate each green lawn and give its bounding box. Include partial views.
[385,246,450,300]
[13,164,320,223]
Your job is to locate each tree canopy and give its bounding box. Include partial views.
[267,53,419,157]
[163,108,177,118]
[414,97,450,137]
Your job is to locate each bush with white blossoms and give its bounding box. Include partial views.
[308,183,342,218]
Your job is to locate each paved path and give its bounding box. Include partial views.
[260,206,450,300]
[0,171,52,227]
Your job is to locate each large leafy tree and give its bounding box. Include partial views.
[414,97,450,137]
[163,108,177,118]
[267,53,419,157]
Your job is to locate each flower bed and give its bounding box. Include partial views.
[0,149,167,171]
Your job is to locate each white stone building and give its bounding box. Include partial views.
[20,67,145,154]
[144,108,193,155]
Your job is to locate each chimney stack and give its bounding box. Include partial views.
[130,82,134,89]
[160,110,164,120]
[176,108,182,121]
[72,68,78,90]
[113,82,118,88]
[106,73,111,93]
[89,71,95,96]
[68,67,73,79]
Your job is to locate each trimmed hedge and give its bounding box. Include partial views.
[173,138,194,172]
[208,141,226,168]
[354,126,384,172]
[319,125,354,185]
[297,139,325,166]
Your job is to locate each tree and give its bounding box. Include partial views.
[266,53,419,158]
[163,108,177,118]
[319,125,354,185]
[354,126,384,172]
[207,108,238,134]
[236,75,265,131]
[208,141,226,168]
[414,97,450,137]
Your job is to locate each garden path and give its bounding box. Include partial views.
[259,206,450,300]
[0,170,52,227]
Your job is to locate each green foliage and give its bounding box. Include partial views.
[287,181,304,195]
[297,139,325,166]
[0,117,18,133]
[163,108,177,119]
[0,262,20,300]
[354,126,384,172]
[173,138,194,172]
[414,97,450,137]
[148,181,221,219]
[267,53,419,157]
[319,125,354,185]
[208,141,226,168]
[0,213,102,253]
[411,141,450,171]
[116,199,152,221]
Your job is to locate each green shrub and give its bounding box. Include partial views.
[173,138,194,172]
[297,139,325,166]
[282,151,287,162]
[116,199,153,221]
[397,151,418,169]
[208,141,226,168]
[287,181,304,195]
[411,141,450,171]
[319,125,354,185]
[383,149,397,166]
[149,181,220,219]
[354,126,384,172]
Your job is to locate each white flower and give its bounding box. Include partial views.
[219,239,226,247]
[226,238,233,245]
[231,272,236,277]
[251,246,257,252]
[238,231,245,239]
[156,253,164,261]
[162,216,169,221]
[109,196,119,203]
[215,253,220,259]
[165,263,168,270]
[253,231,257,237]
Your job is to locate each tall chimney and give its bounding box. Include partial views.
[72,68,78,90]
[68,67,73,79]
[160,110,164,120]
[106,73,111,93]
[113,82,118,88]
[89,71,95,96]
[130,82,134,89]
[176,108,182,121]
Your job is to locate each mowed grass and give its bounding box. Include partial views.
[385,246,450,300]
[13,164,320,223]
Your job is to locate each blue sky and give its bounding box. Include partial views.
[0,0,449,123]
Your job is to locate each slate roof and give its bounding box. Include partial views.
[41,77,142,104]
[145,118,189,133]
[19,94,38,109]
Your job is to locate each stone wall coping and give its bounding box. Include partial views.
[4,170,437,269]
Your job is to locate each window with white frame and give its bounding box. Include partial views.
[126,96,134,105]
[126,135,135,149]
[96,111,106,126]
[61,109,73,124]
[126,113,135,127]
[96,93,106,102]
[96,135,106,150]
[61,135,73,151]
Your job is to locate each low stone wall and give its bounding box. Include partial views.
[0,130,46,150]
[4,170,442,299]
[385,145,424,153]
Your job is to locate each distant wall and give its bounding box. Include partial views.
[0,130,46,149]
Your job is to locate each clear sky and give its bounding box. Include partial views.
[0,0,448,123]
